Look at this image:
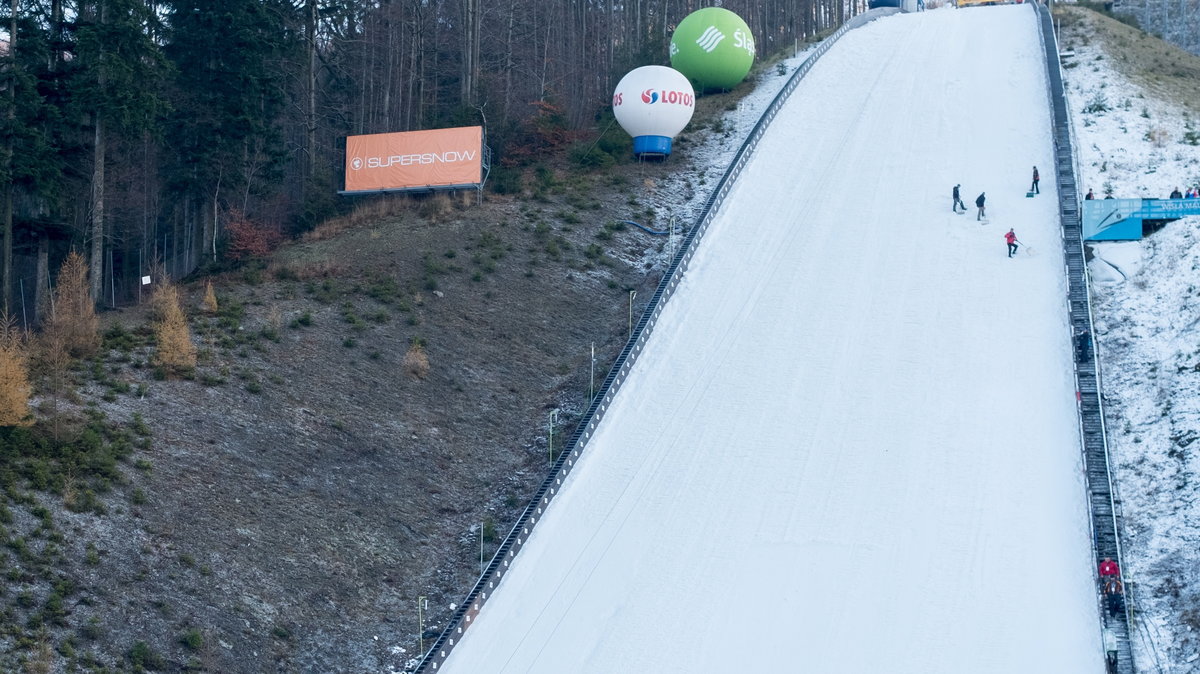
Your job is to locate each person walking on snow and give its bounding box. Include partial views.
[1005,228,1019,257]
[1031,166,1040,194]
[1086,188,1095,200]
[976,192,987,221]
[952,184,966,213]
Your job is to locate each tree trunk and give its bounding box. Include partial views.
[90,113,107,303]
[204,185,219,263]
[89,0,108,303]
[1,0,16,315]
[461,0,479,107]
[305,0,317,190]
[35,233,48,324]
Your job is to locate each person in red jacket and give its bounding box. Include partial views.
[1005,229,1019,257]
[1099,557,1120,578]
[1099,557,1124,617]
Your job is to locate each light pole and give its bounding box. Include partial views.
[628,290,637,339]
[548,409,559,462]
[667,216,678,261]
[417,595,427,655]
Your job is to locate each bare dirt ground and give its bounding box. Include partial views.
[34,157,700,673]
[0,46,780,669]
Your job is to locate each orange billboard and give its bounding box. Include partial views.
[343,126,483,193]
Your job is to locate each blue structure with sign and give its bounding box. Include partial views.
[1083,198,1200,240]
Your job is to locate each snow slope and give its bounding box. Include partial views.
[441,7,1103,672]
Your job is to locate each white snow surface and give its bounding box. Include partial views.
[1061,13,1200,669]
[439,6,1106,673]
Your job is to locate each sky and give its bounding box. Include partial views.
[429,6,1107,673]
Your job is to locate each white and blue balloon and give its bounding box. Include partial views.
[612,66,696,158]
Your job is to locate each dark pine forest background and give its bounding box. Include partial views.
[0,0,870,324]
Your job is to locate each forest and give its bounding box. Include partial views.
[0,0,868,326]
[1108,0,1200,55]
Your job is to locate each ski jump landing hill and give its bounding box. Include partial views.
[419,4,1132,673]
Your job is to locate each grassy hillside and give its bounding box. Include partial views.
[0,47,792,672]
[1056,4,1200,115]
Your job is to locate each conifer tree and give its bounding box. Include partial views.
[72,0,168,302]
[0,312,33,427]
[151,278,196,375]
[45,252,100,358]
[37,327,72,442]
[2,9,67,314]
[164,0,292,263]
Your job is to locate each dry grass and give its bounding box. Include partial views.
[201,280,219,314]
[1146,126,1171,147]
[265,260,343,281]
[1055,6,1200,116]
[402,342,430,380]
[302,192,475,243]
[302,197,416,243]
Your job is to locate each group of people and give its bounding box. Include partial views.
[1084,186,1200,200]
[950,181,1020,258]
[951,183,988,220]
[1099,557,1124,619]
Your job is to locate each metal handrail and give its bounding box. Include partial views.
[1035,3,1133,672]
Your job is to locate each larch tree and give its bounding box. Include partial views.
[0,311,32,427]
[45,251,100,359]
[201,280,218,314]
[151,277,196,375]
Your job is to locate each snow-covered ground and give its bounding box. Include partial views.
[1062,15,1200,671]
[438,6,1106,672]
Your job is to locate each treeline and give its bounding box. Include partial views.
[0,0,867,323]
[1109,0,1200,56]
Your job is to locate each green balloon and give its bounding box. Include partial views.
[670,8,755,92]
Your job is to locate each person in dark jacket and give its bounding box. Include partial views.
[1099,557,1124,618]
[1074,327,1092,362]
[1086,188,1095,200]
[952,184,966,213]
[1171,187,1184,199]
[1031,166,1040,194]
[1005,228,1018,257]
[976,192,986,221]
